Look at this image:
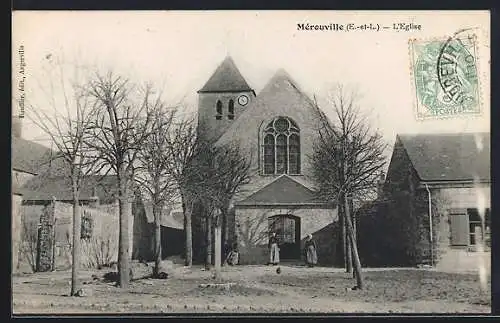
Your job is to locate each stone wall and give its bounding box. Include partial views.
[432,185,491,272]
[198,91,256,144]
[17,204,42,273]
[235,206,337,264]
[436,185,490,209]
[36,202,55,272]
[12,194,23,274]
[33,200,132,271]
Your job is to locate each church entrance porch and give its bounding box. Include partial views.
[234,206,338,265]
[269,214,301,260]
[232,175,338,265]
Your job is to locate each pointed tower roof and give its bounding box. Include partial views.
[198,56,253,93]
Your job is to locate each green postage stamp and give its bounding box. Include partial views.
[409,33,481,120]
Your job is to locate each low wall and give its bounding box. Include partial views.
[12,194,23,274]
[19,200,134,272]
[54,204,121,269]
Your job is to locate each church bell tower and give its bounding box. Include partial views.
[197,56,256,143]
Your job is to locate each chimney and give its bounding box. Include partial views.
[12,117,22,138]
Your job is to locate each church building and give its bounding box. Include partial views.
[195,57,339,265]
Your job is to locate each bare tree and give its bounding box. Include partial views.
[311,84,387,290]
[193,143,252,278]
[135,106,178,277]
[85,72,157,288]
[26,58,99,296]
[20,217,39,273]
[162,116,200,267]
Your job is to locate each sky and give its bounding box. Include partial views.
[12,10,490,148]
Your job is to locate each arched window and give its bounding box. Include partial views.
[289,133,301,174]
[263,134,275,174]
[228,99,235,120]
[216,100,223,120]
[262,117,301,175]
[276,134,287,174]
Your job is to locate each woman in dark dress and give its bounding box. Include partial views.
[304,234,318,267]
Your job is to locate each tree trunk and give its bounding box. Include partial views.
[214,214,222,280]
[350,197,357,279]
[153,203,162,277]
[183,197,193,267]
[205,215,212,269]
[183,203,187,260]
[117,178,130,288]
[340,199,348,271]
[345,195,364,289]
[221,209,227,257]
[346,195,353,274]
[70,179,81,296]
[346,225,353,273]
[221,205,230,265]
[52,218,57,271]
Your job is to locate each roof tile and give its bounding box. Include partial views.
[11,137,67,175]
[198,56,253,93]
[236,174,326,206]
[398,132,490,182]
[21,175,119,203]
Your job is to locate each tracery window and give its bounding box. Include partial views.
[262,117,301,175]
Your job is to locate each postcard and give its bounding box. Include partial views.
[11,10,491,315]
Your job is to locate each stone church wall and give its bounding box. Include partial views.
[234,206,338,264]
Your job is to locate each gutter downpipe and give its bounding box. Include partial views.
[424,184,434,267]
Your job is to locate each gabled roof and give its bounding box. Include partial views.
[216,69,326,149]
[11,137,67,175]
[235,174,327,207]
[198,56,253,93]
[21,175,119,203]
[142,203,183,230]
[398,132,490,182]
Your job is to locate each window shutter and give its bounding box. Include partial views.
[450,212,469,246]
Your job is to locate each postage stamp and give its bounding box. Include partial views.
[409,32,481,120]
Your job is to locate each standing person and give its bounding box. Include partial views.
[269,231,280,265]
[304,234,318,267]
[224,241,239,266]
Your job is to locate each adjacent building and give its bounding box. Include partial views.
[380,132,491,270]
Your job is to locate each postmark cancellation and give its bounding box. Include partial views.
[409,33,481,120]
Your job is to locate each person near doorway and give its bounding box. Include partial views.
[269,231,280,265]
[304,234,318,267]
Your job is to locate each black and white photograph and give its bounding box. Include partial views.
[11,10,491,314]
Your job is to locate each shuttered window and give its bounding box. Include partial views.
[467,208,491,247]
[449,208,492,248]
[449,210,469,246]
